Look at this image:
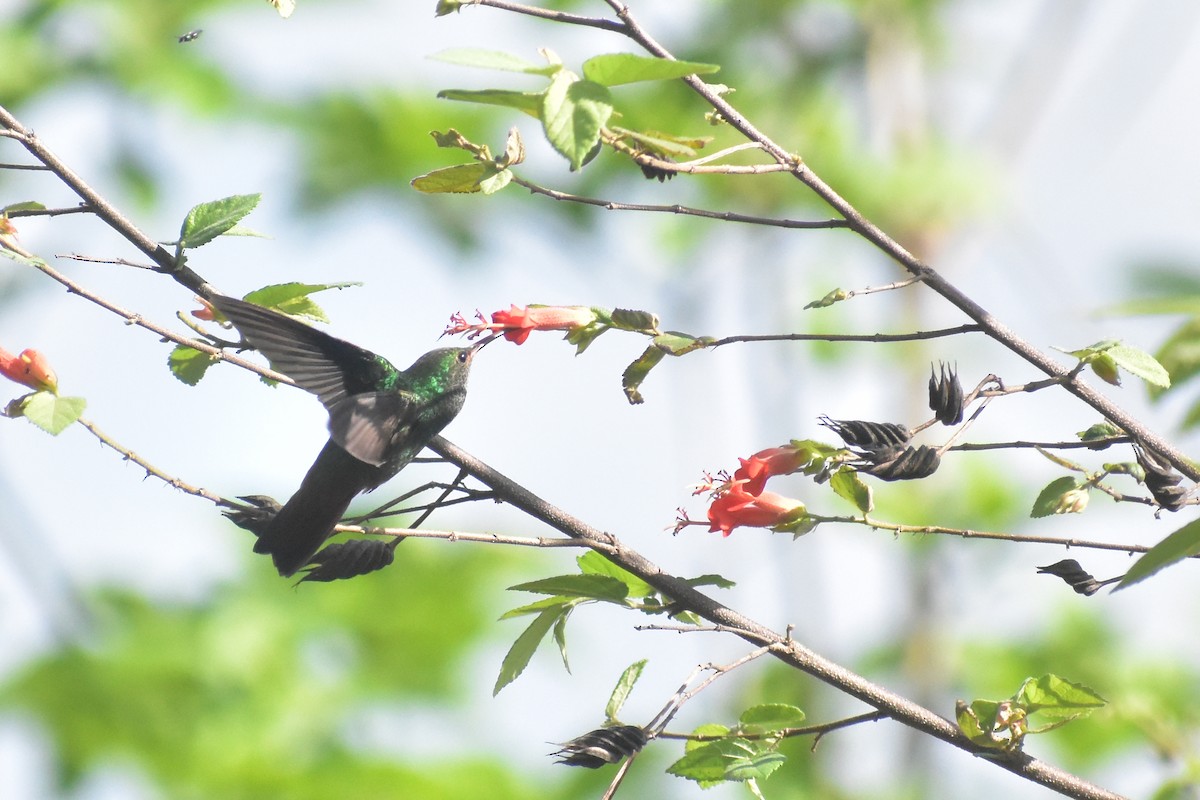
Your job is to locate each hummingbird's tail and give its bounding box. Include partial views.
[254,439,378,577]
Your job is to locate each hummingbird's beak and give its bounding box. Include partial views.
[471,332,502,353]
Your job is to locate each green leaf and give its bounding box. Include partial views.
[434,0,463,16]
[497,596,574,620]
[738,704,806,734]
[168,345,218,386]
[1,201,46,214]
[221,224,269,238]
[430,48,559,76]
[242,282,360,323]
[410,162,507,194]
[653,331,714,356]
[508,573,630,603]
[724,749,786,782]
[1017,674,1106,731]
[1107,343,1171,388]
[955,699,1008,750]
[1116,517,1200,590]
[611,127,710,158]
[668,738,747,785]
[494,606,563,695]
[1077,422,1123,445]
[1089,352,1122,386]
[830,466,873,513]
[804,288,849,309]
[178,194,261,250]
[1152,318,1200,400]
[541,72,613,171]
[681,574,736,590]
[20,392,85,435]
[552,610,571,672]
[621,344,666,404]
[605,659,647,722]
[581,53,720,87]
[608,308,660,332]
[1030,476,1079,518]
[577,551,654,598]
[436,89,544,118]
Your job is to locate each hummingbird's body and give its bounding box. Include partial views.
[211,294,483,576]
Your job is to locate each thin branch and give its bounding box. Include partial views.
[76,417,228,505]
[0,162,51,170]
[950,438,1131,452]
[59,252,159,269]
[8,205,93,218]
[332,523,591,549]
[710,324,982,347]
[645,645,776,735]
[511,175,848,230]
[656,709,889,746]
[470,0,625,32]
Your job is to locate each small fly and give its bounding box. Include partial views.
[178,29,203,43]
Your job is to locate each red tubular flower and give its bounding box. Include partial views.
[707,485,805,537]
[490,304,597,345]
[732,444,807,495]
[0,347,58,393]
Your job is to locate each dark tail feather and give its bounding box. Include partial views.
[254,439,378,577]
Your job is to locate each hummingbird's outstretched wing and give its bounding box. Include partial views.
[210,294,399,409]
[327,391,422,468]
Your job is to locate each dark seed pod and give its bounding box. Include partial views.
[298,539,396,583]
[639,160,675,182]
[928,362,964,426]
[222,495,281,538]
[861,445,940,481]
[552,725,648,768]
[1134,446,1190,511]
[819,417,912,462]
[1036,559,1116,596]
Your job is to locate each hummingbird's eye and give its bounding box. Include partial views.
[457,350,469,363]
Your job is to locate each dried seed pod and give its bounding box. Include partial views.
[1036,559,1111,596]
[1134,446,1190,511]
[928,362,964,425]
[298,539,396,583]
[819,417,912,462]
[861,445,940,481]
[222,495,282,538]
[552,725,648,768]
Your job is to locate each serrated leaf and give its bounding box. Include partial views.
[494,606,563,695]
[653,331,713,356]
[830,466,873,513]
[564,322,608,355]
[581,53,720,86]
[1116,517,1200,590]
[668,738,747,784]
[20,392,85,435]
[622,344,665,404]
[178,193,261,250]
[609,308,660,332]
[552,610,571,672]
[430,48,559,76]
[738,704,806,734]
[605,659,647,722]
[577,551,654,598]
[241,282,360,323]
[541,73,613,171]
[222,224,269,238]
[1030,476,1080,518]
[509,573,630,603]
[168,345,218,386]
[411,162,506,194]
[437,89,544,118]
[724,749,786,782]
[1017,674,1105,728]
[1107,343,1171,388]
[497,596,574,620]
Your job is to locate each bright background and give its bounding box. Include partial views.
[2,1,1200,798]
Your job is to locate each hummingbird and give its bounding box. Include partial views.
[210,294,491,577]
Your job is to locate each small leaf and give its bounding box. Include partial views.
[178,194,261,250]
[804,288,848,309]
[577,551,654,598]
[724,749,786,782]
[1116,517,1200,590]
[411,162,506,194]
[494,606,563,695]
[581,53,720,86]
[1,201,46,214]
[605,659,647,722]
[608,308,660,332]
[622,344,666,404]
[434,0,462,16]
[552,609,571,672]
[509,573,630,603]
[477,168,513,195]
[430,48,559,75]
[611,127,708,158]
[19,392,85,435]
[437,88,544,118]
[1089,352,1122,386]
[243,282,360,323]
[1077,422,1123,446]
[1030,476,1080,518]
[498,596,573,620]
[681,573,736,590]
[168,345,218,386]
[542,72,613,171]
[653,331,713,356]
[738,704,805,734]
[830,466,873,513]
[667,738,745,785]
[1017,674,1106,728]
[1107,343,1171,388]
